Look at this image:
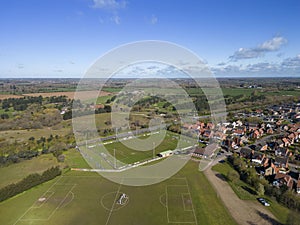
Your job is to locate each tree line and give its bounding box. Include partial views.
[1,96,43,111]
[0,166,61,202]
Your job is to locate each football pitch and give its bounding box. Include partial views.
[0,162,236,225]
[80,131,196,169]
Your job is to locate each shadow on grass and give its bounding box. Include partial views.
[241,186,257,195]
[256,210,282,225]
[215,173,227,182]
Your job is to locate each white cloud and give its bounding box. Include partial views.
[213,53,300,76]
[92,0,126,9]
[281,54,300,70]
[229,36,287,61]
[92,0,126,25]
[230,48,262,60]
[259,36,287,51]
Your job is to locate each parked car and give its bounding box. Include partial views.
[257,198,270,206]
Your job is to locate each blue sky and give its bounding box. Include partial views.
[0,0,300,78]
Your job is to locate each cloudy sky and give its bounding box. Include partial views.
[0,0,300,78]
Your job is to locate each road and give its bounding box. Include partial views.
[204,156,281,225]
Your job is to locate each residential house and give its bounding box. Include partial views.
[288,133,295,145]
[282,138,291,147]
[253,129,261,139]
[263,161,277,176]
[240,147,263,161]
[275,147,290,157]
[256,141,268,151]
[275,139,284,148]
[193,143,218,159]
[273,173,294,190]
[266,127,274,134]
[233,128,245,136]
[274,156,289,170]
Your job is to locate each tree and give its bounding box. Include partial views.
[0,113,9,119]
[28,136,35,142]
[255,183,265,196]
[232,157,241,169]
[227,170,240,183]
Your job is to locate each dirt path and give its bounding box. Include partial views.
[204,159,280,225]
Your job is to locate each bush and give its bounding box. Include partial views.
[227,170,240,183]
[255,183,265,196]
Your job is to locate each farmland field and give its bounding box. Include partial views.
[23,90,112,100]
[0,94,24,100]
[0,160,237,225]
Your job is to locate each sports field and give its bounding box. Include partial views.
[0,161,236,225]
[81,131,196,168]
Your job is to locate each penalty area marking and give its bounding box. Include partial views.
[31,191,54,209]
[159,194,167,208]
[182,193,193,211]
[13,176,63,225]
[59,191,75,208]
[165,178,198,224]
[13,178,76,224]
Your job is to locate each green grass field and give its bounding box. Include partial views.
[102,87,123,93]
[0,160,236,225]
[186,87,300,98]
[96,95,114,104]
[73,113,150,136]
[263,89,300,97]
[186,87,254,97]
[81,131,195,168]
[63,148,91,169]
